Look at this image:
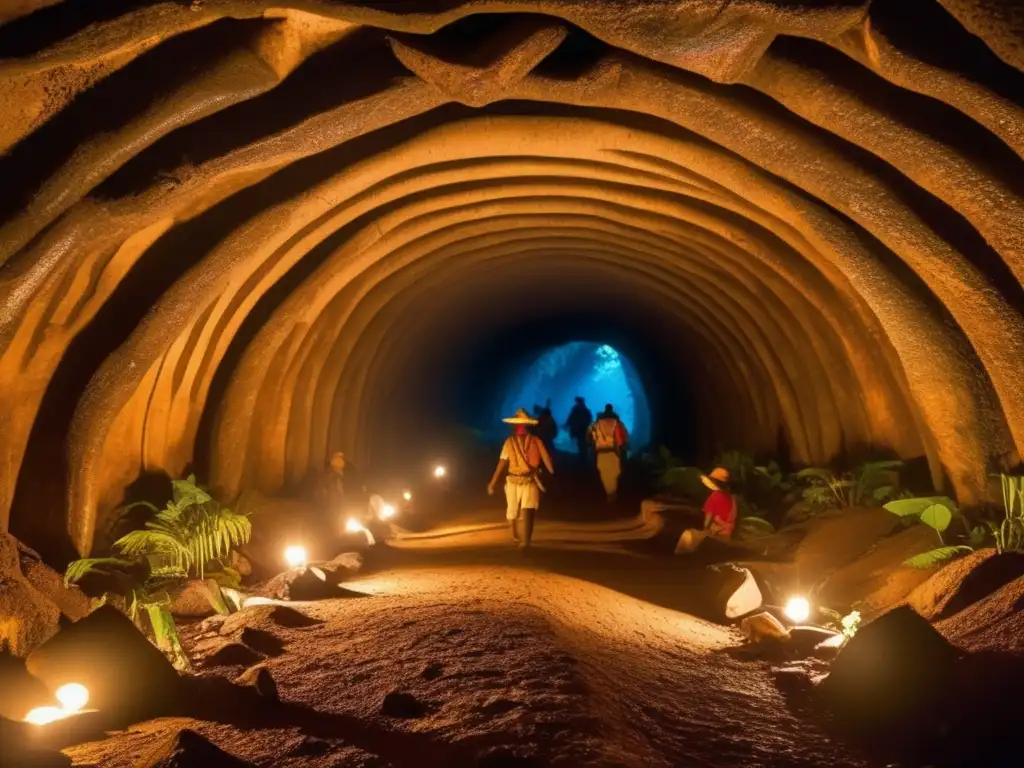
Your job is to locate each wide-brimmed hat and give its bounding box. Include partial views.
[701,466,730,491]
[503,408,538,425]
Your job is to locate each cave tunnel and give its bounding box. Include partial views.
[1,0,1023,562]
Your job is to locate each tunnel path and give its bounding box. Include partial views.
[69,551,864,767]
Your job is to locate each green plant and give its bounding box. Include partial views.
[992,474,1024,553]
[753,461,794,493]
[65,475,251,671]
[819,607,861,639]
[884,496,974,569]
[796,460,903,510]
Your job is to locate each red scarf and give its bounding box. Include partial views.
[513,425,529,436]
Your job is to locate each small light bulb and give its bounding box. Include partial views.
[25,706,66,725]
[379,504,396,520]
[284,545,307,568]
[784,596,811,624]
[434,465,446,478]
[345,518,363,533]
[403,491,412,501]
[55,683,89,712]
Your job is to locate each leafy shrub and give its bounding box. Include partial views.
[796,460,903,510]
[993,474,1024,553]
[884,496,974,569]
[65,475,251,670]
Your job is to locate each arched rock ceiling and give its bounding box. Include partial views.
[0,0,1022,556]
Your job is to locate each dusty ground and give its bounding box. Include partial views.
[65,549,866,767]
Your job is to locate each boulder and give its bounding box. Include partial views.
[0,716,72,767]
[231,551,252,578]
[19,560,90,623]
[319,552,363,581]
[0,650,51,720]
[908,550,1024,621]
[935,574,1024,654]
[818,605,958,727]
[133,727,255,768]
[170,580,217,618]
[262,566,359,601]
[788,625,840,654]
[0,576,61,656]
[234,664,279,703]
[26,605,181,721]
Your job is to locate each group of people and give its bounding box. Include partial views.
[487,397,630,548]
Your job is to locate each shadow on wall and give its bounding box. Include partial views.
[495,341,651,449]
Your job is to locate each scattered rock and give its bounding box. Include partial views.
[231,550,252,578]
[288,736,332,757]
[199,614,228,634]
[818,605,958,727]
[0,575,61,657]
[421,661,444,680]
[219,604,322,635]
[788,626,840,653]
[739,611,789,645]
[234,664,279,703]
[133,727,255,767]
[262,567,342,601]
[0,650,51,720]
[239,627,284,657]
[381,690,428,719]
[701,564,762,622]
[323,551,363,575]
[202,642,264,669]
[169,580,218,618]
[26,605,181,721]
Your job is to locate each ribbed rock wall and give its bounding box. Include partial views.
[0,0,1021,556]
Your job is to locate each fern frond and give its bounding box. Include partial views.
[64,557,133,586]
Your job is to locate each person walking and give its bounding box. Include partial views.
[564,396,593,464]
[535,399,558,455]
[590,404,629,503]
[487,408,554,548]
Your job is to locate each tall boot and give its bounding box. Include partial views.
[521,509,536,549]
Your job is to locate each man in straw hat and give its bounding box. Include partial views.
[675,466,738,554]
[487,408,554,548]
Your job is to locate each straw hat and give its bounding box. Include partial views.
[503,408,538,425]
[701,466,730,491]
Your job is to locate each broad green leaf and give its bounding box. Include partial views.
[903,545,973,569]
[969,525,988,547]
[738,516,775,535]
[883,496,957,518]
[920,503,953,533]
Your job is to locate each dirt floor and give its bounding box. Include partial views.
[64,546,867,767]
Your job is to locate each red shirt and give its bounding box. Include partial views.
[702,490,737,537]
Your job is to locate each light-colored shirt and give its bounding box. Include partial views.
[500,435,551,475]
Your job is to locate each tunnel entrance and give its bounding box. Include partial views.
[495,341,651,451]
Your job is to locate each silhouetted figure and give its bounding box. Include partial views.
[316,451,346,512]
[488,408,554,549]
[534,399,558,455]
[565,396,593,463]
[590,404,629,503]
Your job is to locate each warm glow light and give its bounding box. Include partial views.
[379,504,396,520]
[433,465,446,478]
[345,518,364,533]
[784,596,811,624]
[25,707,67,726]
[55,683,89,713]
[403,491,412,501]
[284,545,307,568]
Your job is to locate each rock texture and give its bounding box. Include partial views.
[0,0,1022,555]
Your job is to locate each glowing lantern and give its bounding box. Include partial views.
[433,465,447,479]
[25,706,67,725]
[55,683,89,713]
[379,504,396,520]
[284,545,307,568]
[784,596,811,624]
[403,491,412,501]
[345,517,376,545]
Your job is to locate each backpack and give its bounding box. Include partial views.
[592,419,618,452]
